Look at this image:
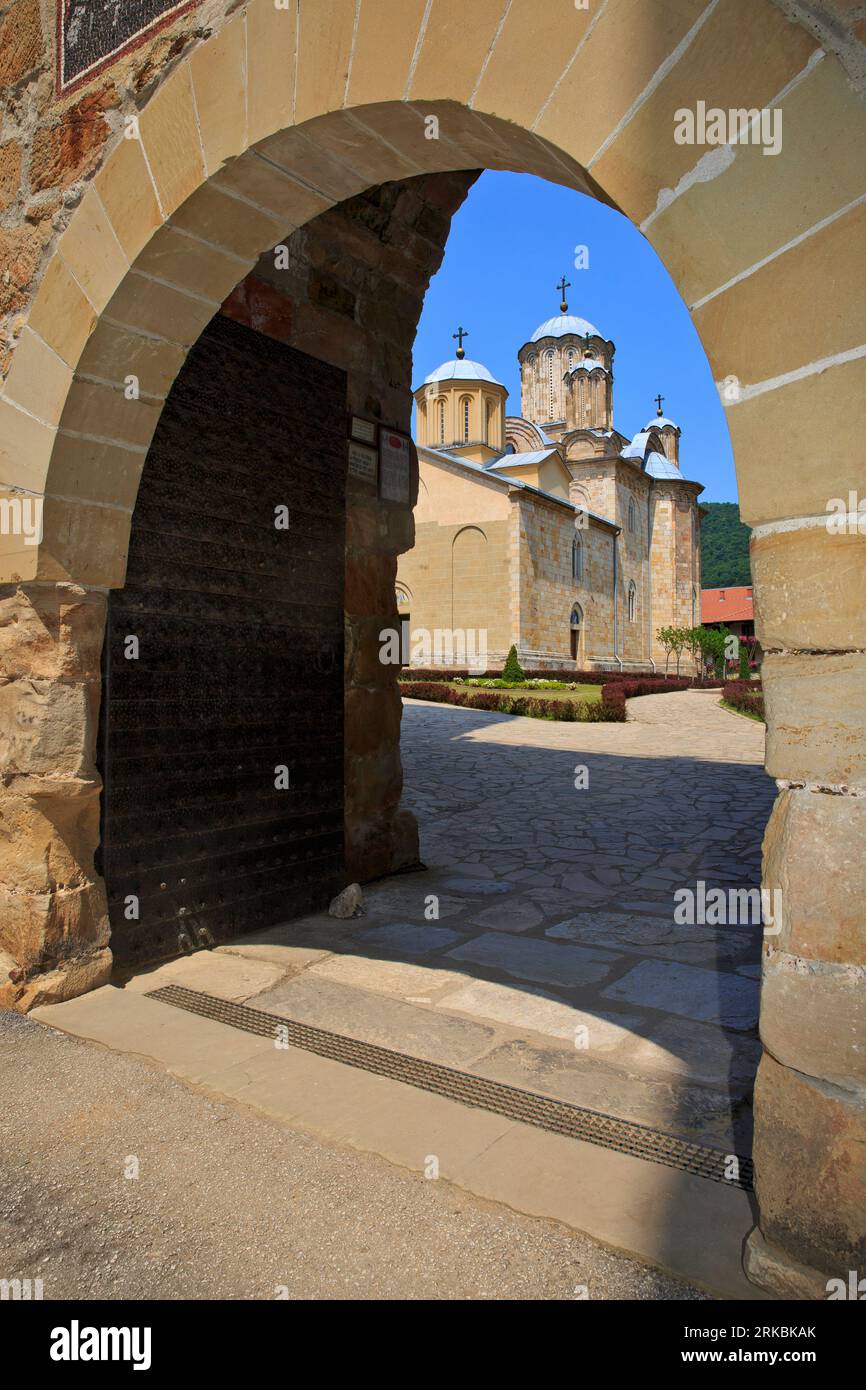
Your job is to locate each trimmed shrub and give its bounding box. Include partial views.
[399,681,626,722]
[502,644,525,682]
[398,667,714,686]
[722,679,765,722]
[602,677,691,703]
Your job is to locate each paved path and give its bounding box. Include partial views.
[111,689,775,1153]
[1,1010,705,1300]
[19,690,774,1299]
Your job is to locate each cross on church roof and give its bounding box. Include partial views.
[654,393,665,415]
[583,331,594,357]
[558,275,571,312]
[453,325,469,359]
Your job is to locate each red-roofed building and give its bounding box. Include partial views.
[701,586,755,638]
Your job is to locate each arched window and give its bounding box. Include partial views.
[572,536,583,582]
[567,349,575,372]
[627,580,637,622]
[438,398,445,444]
[692,586,698,625]
[570,604,582,661]
[546,350,556,419]
[461,396,471,442]
[486,398,494,445]
[628,498,636,532]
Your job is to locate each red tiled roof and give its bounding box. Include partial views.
[702,586,754,623]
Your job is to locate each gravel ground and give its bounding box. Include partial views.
[0,1010,708,1301]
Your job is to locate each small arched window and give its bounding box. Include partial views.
[546,351,556,419]
[567,349,575,372]
[438,398,446,444]
[462,396,471,442]
[570,604,582,661]
[627,580,637,623]
[692,586,698,625]
[572,536,583,583]
[628,498,636,532]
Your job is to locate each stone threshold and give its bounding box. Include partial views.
[31,982,774,1301]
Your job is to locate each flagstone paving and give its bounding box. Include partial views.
[123,690,775,1153]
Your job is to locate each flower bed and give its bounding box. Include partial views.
[721,679,765,722]
[398,668,719,687]
[400,673,717,722]
[399,681,626,722]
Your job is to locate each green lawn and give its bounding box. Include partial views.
[441,682,602,704]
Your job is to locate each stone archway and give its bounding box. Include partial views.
[1,0,864,1296]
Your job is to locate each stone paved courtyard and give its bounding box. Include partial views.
[117,689,776,1157]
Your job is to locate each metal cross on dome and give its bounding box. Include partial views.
[453,325,469,359]
[558,275,571,311]
[655,393,665,415]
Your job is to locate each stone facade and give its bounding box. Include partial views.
[0,0,863,1299]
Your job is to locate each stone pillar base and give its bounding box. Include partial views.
[345,807,420,884]
[0,947,113,1013]
[744,1228,833,1301]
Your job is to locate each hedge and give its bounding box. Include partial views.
[399,681,626,722]
[721,679,765,722]
[398,668,722,687]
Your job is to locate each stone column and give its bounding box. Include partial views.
[344,490,419,884]
[0,582,112,1010]
[745,523,866,1297]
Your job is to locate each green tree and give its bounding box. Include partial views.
[657,626,677,676]
[696,624,729,678]
[502,644,525,682]
[700,502,752,587]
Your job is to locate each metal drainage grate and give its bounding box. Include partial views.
[147,983,754,1191]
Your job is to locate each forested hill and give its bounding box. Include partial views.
[700,503,752,587]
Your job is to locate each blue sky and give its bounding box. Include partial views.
[411,171,737,504]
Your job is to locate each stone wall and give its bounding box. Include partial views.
[514,493,616,668]
[0,582,111,1009]
[223,171,478,882]
[649,483,702,671]
[746,521,866,1288]
[398,455,512,669]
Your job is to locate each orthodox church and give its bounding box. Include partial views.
[397,285,704,672]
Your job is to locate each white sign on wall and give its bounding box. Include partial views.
[379,430,412,504]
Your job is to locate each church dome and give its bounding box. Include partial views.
[644,415,679,431]
[645,450,683,479]
[530,313,600,342]
[423,358,502,386]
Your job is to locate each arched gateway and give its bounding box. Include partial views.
[0,0,864,1297]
